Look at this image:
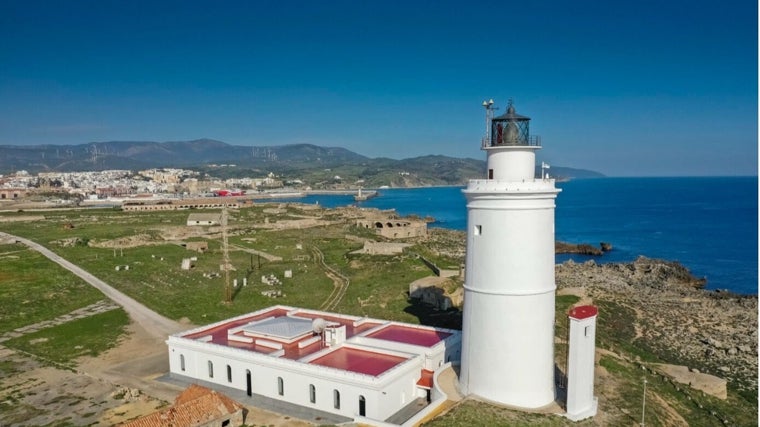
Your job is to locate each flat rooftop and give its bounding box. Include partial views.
[176,306,456,378]
[365,324,452,347]
[309,347,408,376]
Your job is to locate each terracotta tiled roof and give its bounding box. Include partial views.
[119,384,244,427]
[416,369,435,389]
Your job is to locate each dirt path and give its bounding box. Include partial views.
[0,232,189,424]
[0,231,315,426]
[231,242,283,261]
[313,246,350,311]
[0,231,186,340]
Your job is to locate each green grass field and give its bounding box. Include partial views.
[3,309,129,369]
[0,206,756,426]
[0,206,458,325]
[0,243,108,334]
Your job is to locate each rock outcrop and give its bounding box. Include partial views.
[557,257,757,394]
[555,241,614,256]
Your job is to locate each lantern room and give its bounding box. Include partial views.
[487,99,539,147]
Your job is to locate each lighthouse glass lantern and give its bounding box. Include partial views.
[488,99,538,147]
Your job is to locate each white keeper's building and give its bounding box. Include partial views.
[166,305,461,423]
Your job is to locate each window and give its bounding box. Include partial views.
[584,325,591,337]
[180,354,185,372]
[227,365,232,383]
[359,395,366,417]
[488,169,494,179]
[208,361,214,378]
[333,389,340,409]
[277,377,284,396]
[309,384,316,403]
[474,225,482,236]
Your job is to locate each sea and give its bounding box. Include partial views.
[269,177,758,295]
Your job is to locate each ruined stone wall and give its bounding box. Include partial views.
[356,218,427,239]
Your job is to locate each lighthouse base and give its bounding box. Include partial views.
[459,288,556,409]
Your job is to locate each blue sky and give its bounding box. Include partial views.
[0,1,756,176]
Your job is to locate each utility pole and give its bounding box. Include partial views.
[640,377,648,426]
[222,207,232,303]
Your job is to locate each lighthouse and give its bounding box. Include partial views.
[459,100,560,408]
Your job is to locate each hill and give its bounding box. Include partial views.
[0,139,603,184]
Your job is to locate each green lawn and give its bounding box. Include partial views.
[0,239,131,367]
[0,207,433,325]
[3,309,129,368]
[0,243,106,334]
[423,400,594,427]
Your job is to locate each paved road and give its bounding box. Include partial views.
[1,232,185,340]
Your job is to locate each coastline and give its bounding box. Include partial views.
[555,256,758,394]
[2,178,755,294]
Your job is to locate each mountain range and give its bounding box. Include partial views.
[0,139,604,186]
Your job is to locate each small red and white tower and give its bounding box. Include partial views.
[566,305,599,420]
[459,100,560,408]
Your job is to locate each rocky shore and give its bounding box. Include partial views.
[556,256,757,393]
[425,229,756,394]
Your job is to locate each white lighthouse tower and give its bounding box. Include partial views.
[459,99,560,408]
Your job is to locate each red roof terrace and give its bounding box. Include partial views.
[177,306,455,377]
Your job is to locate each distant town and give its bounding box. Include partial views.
[0,167,374,207]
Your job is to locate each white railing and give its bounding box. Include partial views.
[482,135,541,149]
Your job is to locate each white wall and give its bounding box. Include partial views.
[460,178,559,408]
[460,290,555,406]
[167,338,425,421]
[486,147,539,181]
[166,307,461,422]
[566,314,598,420]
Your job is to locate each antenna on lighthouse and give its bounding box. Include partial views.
[482,99,497,147]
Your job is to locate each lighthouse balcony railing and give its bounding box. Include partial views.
[482,135,541,149]
[466,178,557,192]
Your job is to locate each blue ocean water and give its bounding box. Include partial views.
[553,177,758,295]
[269,177,758,294]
